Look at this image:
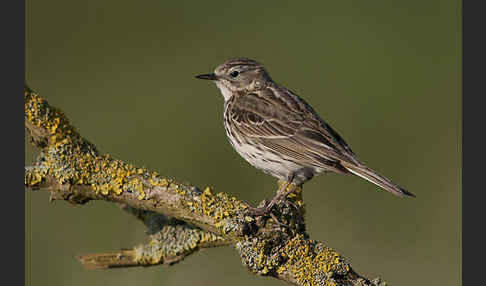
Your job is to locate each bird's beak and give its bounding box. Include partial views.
[195,73,218,80]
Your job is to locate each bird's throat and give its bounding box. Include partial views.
[215,81,234,101]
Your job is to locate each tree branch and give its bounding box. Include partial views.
[25,85,387,286]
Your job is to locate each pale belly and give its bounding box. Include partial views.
[231,142,303,180]
[223,99,320,184]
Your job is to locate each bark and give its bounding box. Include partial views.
[24,85,388,286]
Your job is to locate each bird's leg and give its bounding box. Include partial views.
[246,180,293,216]
[279,183,302,211]
[265,180,295,211]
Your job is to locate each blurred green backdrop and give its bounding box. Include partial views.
[25,1,461,286]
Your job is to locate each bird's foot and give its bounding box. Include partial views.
[244,199,273,216]
[244,200,292,228]
[245,198,298,216]
[244,180,300,227]
[284,199,300,211]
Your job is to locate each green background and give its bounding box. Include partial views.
[25,1,461,286]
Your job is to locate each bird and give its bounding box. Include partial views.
[196,58,414,216]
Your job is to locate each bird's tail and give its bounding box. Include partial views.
[342,162,415,198]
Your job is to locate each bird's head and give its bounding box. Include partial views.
[196,58,272,100]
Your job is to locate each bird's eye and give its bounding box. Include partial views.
[230,71,239,77]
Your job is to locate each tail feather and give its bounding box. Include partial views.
[342,163,415,198]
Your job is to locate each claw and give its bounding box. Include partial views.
[245,203,290,228]
[284,199,300,211]
[244,180,300,218]
[269,213,291,228]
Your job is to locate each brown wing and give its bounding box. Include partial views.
[227,88,360,172]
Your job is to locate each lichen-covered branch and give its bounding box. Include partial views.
[78,210,230,269]
[25,85,386,286]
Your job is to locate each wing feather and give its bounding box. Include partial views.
[227,89,360,171]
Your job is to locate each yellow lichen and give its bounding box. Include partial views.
[277,265,286,274]
[238,233,348,284]
[278,235,349,285]
[203,187,212,196]
[159,178,169,187]
[25,87,167,199]
[25,168,46,187]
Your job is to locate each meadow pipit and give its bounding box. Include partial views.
[196,58,414,216]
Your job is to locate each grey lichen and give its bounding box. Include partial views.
[134,224,226,265]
